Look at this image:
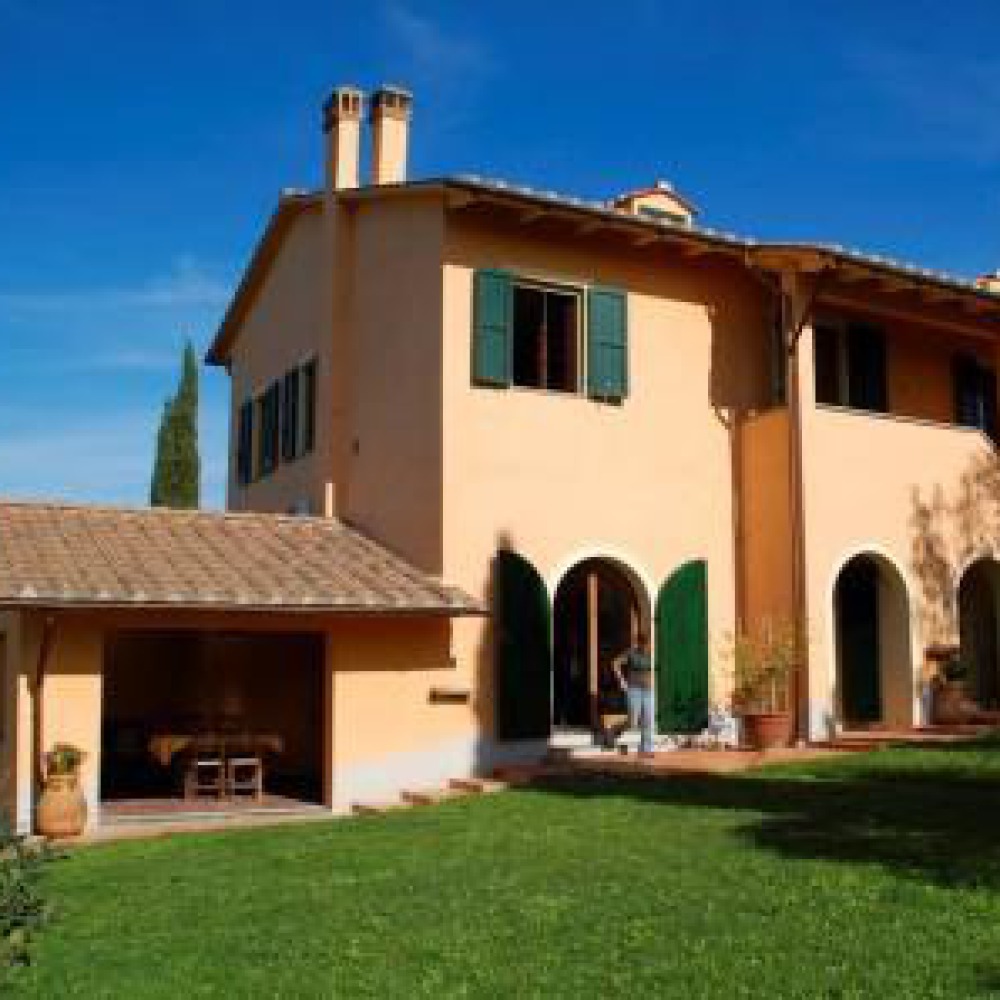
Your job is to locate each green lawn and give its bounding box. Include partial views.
[12,741,1000,998]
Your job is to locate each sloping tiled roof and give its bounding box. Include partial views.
[207,174,1000,365]
[0,501,482,615]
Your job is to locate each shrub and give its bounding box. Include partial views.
[0,823,52,972]
[45,744,85,777]
[719,618,800,714]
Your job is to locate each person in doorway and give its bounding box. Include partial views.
[612,631,654,757]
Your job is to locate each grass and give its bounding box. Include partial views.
[11,740,1000,998]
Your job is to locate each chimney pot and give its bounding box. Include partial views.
[369,84,413,185]
[323,85,364,192]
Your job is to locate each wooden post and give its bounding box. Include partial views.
[588,570,599,730]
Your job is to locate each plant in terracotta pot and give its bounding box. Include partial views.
[35,743,87,839]
[721,620,799,751]
[932,652,973,724]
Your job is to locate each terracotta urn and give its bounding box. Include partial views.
[933,680,972,725]
[36,772,87,838]
[740,711,792,751]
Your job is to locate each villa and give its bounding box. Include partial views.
[3,84,1000,833]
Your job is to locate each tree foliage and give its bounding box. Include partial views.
[150,341,201,508]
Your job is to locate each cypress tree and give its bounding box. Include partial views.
[149,341,201,509]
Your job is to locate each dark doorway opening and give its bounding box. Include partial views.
[553,559,642,731]
[959,559,1000,709]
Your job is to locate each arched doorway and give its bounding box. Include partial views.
[833,553,913,727]
[959,558,1000,709]
[552,559,648,732]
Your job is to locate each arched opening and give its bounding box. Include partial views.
[958,558,1000,709]
[552,558,648,732]
[833,553,913,727]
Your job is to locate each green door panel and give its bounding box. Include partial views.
[655,560,709,734]
[494,550,551,740]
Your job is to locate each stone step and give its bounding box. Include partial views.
[447,777,509,795]
[351,799,410,817]
[400,787,468,806]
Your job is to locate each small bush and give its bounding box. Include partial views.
[0,823,52,971]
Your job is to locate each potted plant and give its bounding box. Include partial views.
[35,743,87,839]
[932,652,972,725]
[721,620,799,750]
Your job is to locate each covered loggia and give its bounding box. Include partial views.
[833,553,914,727]
[101,630,326,812]
[958,558,1000,710]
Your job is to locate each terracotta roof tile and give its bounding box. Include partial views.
[0,501,483,615]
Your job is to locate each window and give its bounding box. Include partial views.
[302,358,317,454]
[257,381,280,477]
[281,368,300,462]
[236,399,254,486]
[472,269,628,400]
[954,355,997,440]
[813,321,887,413]
[511,283,580,393]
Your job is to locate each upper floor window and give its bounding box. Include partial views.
[257,381,280,477]
[511,282,580,393]
[302,358,317,454]
[814,321,886,413]
[953,354,997,440]
[238,356,318,485]
[472,269,627,401]
[236,400,254,486]
[281,368,300,462]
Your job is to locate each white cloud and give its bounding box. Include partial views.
[0,401,228,509]
[0,255,230,315]
[383,3,494,82]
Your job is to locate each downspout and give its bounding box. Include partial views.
[31,614,58,812]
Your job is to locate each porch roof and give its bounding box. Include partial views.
[0,501,484,615]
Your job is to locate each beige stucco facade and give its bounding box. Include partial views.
[216,148,1000,774]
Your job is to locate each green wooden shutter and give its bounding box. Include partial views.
[587,287,628,400]
[655,560,709,734]
[494,550,551,740]
[472,270,512,387]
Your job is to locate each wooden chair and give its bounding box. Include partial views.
[226,756,264,803]
[183,756,225,800]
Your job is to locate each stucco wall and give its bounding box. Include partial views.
[227,206,328,515]
[441,212,773,735]
[342,194,445,572]
[740,408,794,629]
[326,617,472,806]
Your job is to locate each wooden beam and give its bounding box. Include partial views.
[576,219,603,237]
[445,190,477,210]
[518,207,546,225]
[633,232,661,248]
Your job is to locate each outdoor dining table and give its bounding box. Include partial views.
[148,732,285,769]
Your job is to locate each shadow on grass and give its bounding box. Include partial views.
[526,743,1000,890]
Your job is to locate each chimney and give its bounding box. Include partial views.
[369,85,412,185]
[975,271,1000,295]
[323,85,364,191]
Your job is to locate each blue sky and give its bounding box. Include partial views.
[1,1,998,508]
